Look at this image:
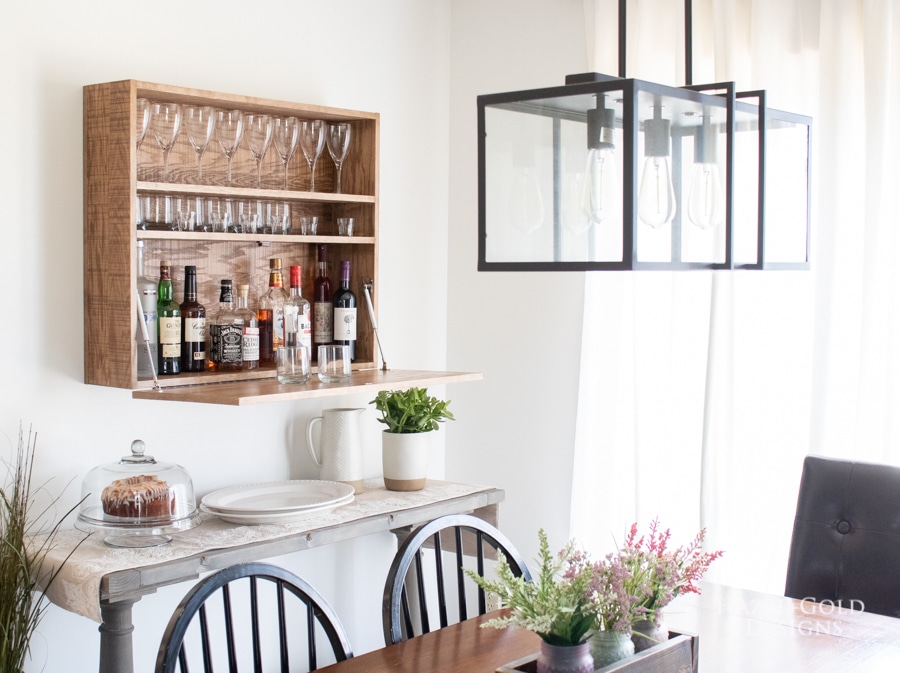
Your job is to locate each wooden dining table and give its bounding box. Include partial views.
[319,583,900,673]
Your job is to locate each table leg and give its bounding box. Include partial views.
[98,598,138,673]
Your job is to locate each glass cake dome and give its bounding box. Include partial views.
[77,439,200,547]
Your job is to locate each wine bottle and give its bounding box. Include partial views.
[180,265,207,372]
[209,279,243,371]
[332,260,357,361]
[236,284,260,370]
[136,240,158,378]
[313,244,333,351]
[284,265,312,354]
[157,260,181,375]
[258,258,288,366]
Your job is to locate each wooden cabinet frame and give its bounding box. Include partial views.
[84,80,478,404]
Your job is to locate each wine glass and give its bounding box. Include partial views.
[136,98,152,151]
[149,103,182,182]
[245,114,273,188]
[299,119,325,192]
[272,117,299,190]
[215,109,244,186]
[325,122,352,193]
[183,106,216,183]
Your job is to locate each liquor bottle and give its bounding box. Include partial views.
[313,244,333,351]
[157,260,181,375]
[135,240,158,378]
[258,258,288,366]
[332,260,357,361]
[236,284,260,370]
[284,265,312,353]
[208,279,243,371]
[180,265,207,372]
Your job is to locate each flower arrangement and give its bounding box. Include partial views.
[619,518,724,625]
[465,529,598,646]
[464,521,723,655]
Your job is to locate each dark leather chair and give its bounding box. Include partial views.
[156,562,353,673]
[382,513,531,645]
[784,455,900,618]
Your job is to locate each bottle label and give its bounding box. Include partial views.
[160,316,181,353]
[273,306,285,347]
[314,302,333,342]
[221,325,243,365]
[333,307,357,341]
[243,326,260,362]
[208,324,222,363]
[185,317,206,342]
[299,313,312,352]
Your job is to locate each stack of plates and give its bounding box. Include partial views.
[200,480,355,525]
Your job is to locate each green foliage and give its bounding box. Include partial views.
[1,426,85,673]
[369,387,455,434]
[465,529,598,646]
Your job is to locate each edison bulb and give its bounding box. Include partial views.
[687,162,724,230]
[638,155,676,228]
[579,146,617,226]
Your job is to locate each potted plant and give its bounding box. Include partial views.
[465,529,598,673]
[369,387,454,491]
[1,426,83,672]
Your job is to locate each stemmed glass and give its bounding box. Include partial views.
[215,109,244,187]
[299,119,325,192]
[149,103,182,182]
[272,117,299,190]
[245,114,273,188]
[183,106,216,183]
[325,122,352,194]
[136,98,152,152]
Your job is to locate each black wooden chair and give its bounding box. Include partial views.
[381,513,531,645]
[784,455,900,618]
[155,562,353,673]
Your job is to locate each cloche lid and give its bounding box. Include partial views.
[76,439,200,547]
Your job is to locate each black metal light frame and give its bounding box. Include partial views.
[476,0,811,272]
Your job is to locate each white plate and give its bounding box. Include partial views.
[201,480,355,514]
[200,495,353,525]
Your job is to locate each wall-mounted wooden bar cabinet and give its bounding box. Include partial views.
[84,80,479,405]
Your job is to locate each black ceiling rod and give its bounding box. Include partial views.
[685,0,694,85]
[618,0,627,78]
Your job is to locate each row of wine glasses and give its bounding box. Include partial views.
[136,99,353,191]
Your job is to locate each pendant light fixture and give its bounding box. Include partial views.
[477,0,811,271]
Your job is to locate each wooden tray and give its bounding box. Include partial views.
[497,632,698,673]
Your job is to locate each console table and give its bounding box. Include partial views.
[36,479,503,673]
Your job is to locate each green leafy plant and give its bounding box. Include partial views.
[465,529,598,646]
[369,387,454,434]
[1,425,85,672]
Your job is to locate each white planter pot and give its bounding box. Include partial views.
[381,430,432,491]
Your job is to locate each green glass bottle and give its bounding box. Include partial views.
[157,260,182,375]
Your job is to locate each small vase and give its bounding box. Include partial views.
[631,617,668,653]
[536,641,594,673]
[589,630,635,668]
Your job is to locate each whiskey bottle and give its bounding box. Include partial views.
[258,258,288,366]
[180,265,207,372]
[157,261,181,375]
[209,279,243,371]
[236,284,260,370]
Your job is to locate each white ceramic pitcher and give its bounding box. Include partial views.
[307,408,364,492]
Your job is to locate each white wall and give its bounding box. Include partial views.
[0,1,454,671]
[446,0,588,561]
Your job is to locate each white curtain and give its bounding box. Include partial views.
[572,0,900,594]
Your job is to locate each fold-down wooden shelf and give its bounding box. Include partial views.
[132,369,483,405]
